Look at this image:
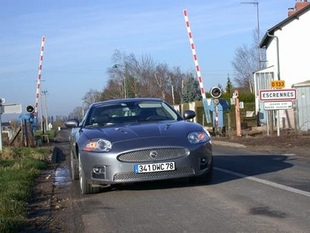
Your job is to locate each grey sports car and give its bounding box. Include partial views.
[65,98,213,194]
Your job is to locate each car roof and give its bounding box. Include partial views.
[90,98,164,107]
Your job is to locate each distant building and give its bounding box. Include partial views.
[254,0,310,132]
[1,122,13,142]
[292,80,310,131]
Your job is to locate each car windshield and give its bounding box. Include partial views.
[85,100,181,127]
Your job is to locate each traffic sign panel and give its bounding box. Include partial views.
[1,103,22,114]
[259,88,297,102]
[271,80,285,89]
[264,101,293,110]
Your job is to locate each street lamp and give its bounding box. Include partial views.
[241,1,262,69]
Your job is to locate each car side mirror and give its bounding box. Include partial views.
[64,119,79,128]
[183,110,196,120]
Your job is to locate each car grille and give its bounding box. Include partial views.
[118,148,189,162]
[114,167,194,181]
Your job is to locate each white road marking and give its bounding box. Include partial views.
[215,167,310,198]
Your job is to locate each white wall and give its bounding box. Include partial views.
[266,11,310,88]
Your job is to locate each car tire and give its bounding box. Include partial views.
[79,157,101,194]
[71,151,79,180]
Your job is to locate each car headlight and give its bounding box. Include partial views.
[82,139,112,152]
[187,131,210,144]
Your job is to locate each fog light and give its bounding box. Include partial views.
[200,157,207,165]
[93,168,99,174]
[93,167,105,174]
[200,157,208,170]
[92,166,106,179]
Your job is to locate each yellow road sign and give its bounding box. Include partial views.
[271,80,285,89]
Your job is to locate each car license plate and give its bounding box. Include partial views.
[134,162,175,174]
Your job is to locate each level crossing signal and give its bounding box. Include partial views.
[210,86,222,99]
[26,105,35,113]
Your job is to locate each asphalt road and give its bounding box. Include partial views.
[51,130,310,233]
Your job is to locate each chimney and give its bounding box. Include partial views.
[288,0,310,17]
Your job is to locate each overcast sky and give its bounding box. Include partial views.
[0,0,294,119]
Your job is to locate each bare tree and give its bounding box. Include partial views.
[231,30,264,93]
[132,54,156,97]
[68,50,205,117]
[168,67,182,104]
[154,64,170,100]
[107,50,175,100]
[231,44,257,93]
[101,79,124,100]
[68,106,84,120]
[82,89,101,108]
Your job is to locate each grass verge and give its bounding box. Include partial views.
[0,146,50,233]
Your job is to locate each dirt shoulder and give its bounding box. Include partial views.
[212,132,310,157]
[19,130,71,233]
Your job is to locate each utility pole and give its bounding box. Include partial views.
[42,90,49,131]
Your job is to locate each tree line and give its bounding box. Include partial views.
[69,49,204,119]
[69,32,261,120]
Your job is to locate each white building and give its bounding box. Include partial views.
[254,0,310,132]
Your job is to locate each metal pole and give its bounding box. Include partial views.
[241,1,262,68]
[267,31,280,81]
[40,93,44,133]
[267,31,281,136]
[42,90,48,130]
[215,104,219,135]
[276,110,280,136]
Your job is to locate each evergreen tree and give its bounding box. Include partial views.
[182,74,202,103]
[225,76,233,96]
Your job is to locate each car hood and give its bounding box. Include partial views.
[82,121,203,142]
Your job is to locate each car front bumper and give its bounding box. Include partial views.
[79,140,212,186]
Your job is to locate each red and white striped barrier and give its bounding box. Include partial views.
[183,9,205,99]
[34,36,45,117]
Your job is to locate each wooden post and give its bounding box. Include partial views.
[234,90,242,137]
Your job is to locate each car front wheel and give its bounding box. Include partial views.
[70,151,79,180]
[79,156,101,194]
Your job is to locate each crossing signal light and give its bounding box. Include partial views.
[26,105,34,113]
[210,86,222,99]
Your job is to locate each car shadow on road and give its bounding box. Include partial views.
[210,153,295,185]
[107,178,195,192]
